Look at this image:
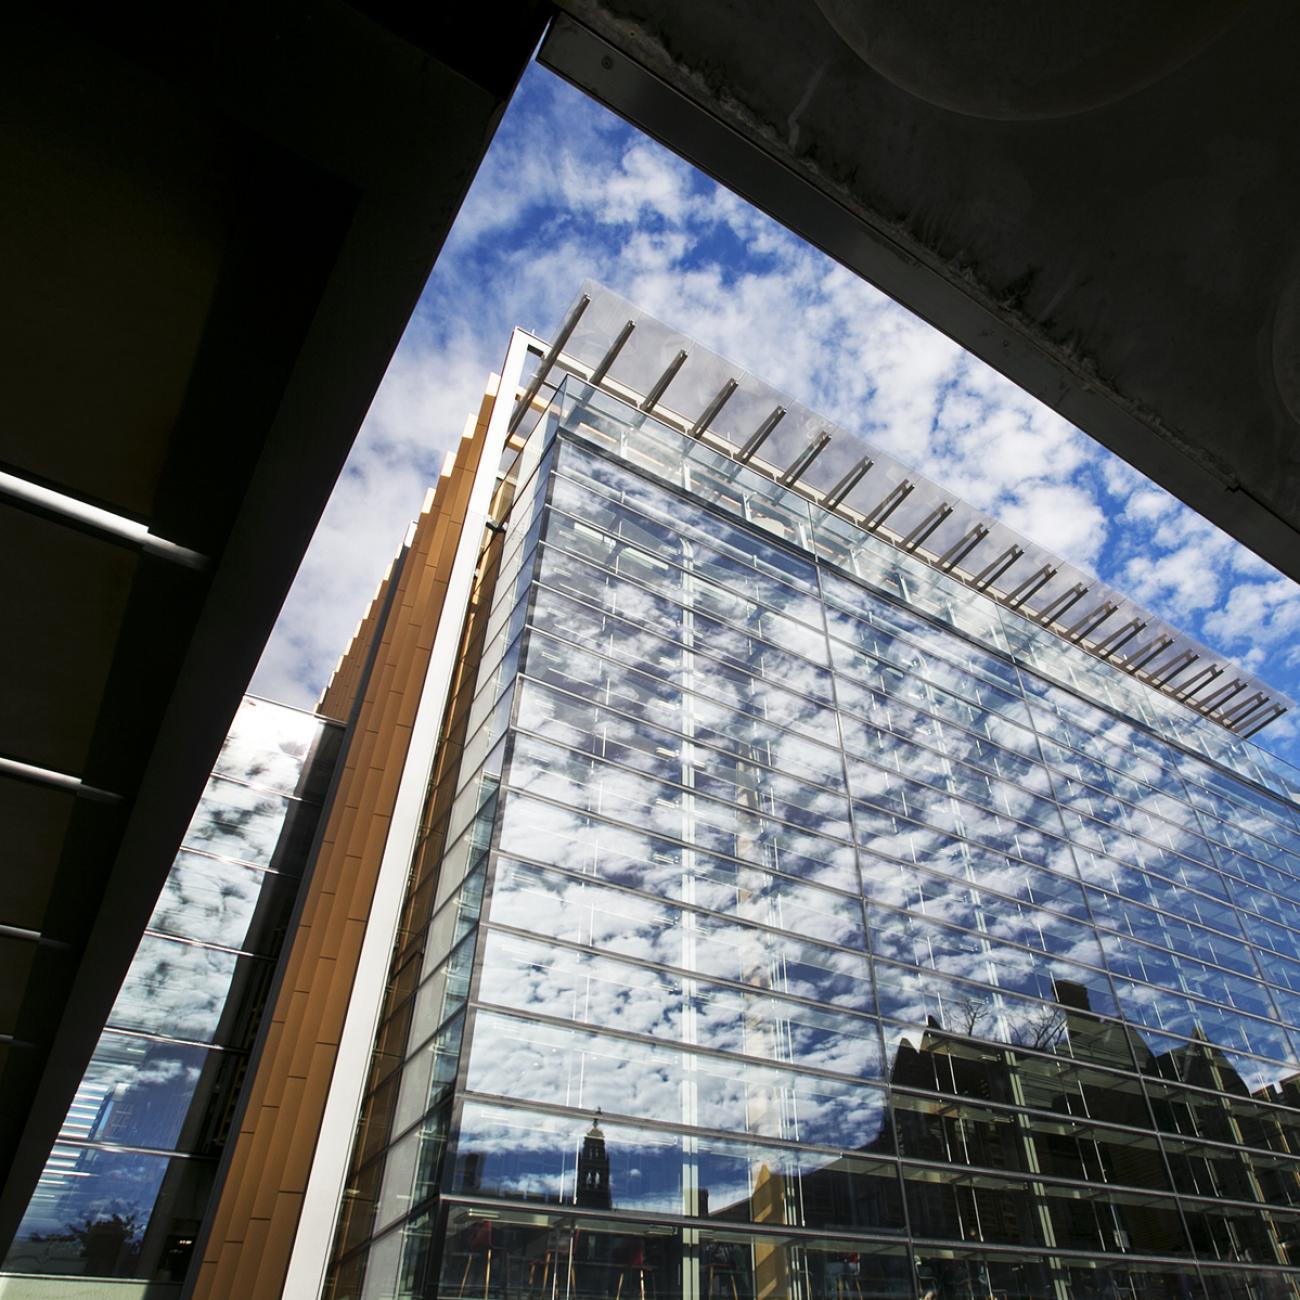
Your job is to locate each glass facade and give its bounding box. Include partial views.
[330,375,1300,1300]
[2,697,342,1292]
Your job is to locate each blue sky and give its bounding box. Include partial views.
[252,63,1300,770]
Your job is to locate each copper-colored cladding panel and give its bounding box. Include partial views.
[318,568,395,725]
[192,387,498,1300]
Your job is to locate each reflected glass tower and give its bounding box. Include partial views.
[1,697,342,1291]
[10,285,1300,1300]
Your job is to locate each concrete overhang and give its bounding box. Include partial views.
[541,0,1300,584]
[0,0,544,1254]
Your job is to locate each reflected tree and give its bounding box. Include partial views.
[950,998,993,1039]
[1009,1004,1067,1052]
[29,1211,142,1277]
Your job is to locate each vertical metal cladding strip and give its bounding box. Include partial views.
[281,328,534,1299]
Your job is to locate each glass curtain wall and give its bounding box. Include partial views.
[330,378,1300,1300]
[2,698,342,1292]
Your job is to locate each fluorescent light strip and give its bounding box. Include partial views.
[0,922,70,950]
[0,753,121,803]
[0,469,207,570]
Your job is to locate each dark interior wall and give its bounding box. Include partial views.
[0,0,547,1258]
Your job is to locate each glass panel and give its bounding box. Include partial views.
[535,544,835,701]
[1161,1136,1300,1208]
[885,1027,1153,1128]
[438,1204,688,1300]
[548,472,826,628]
[1145,1079,1300,1158]
[449,1100,904,1234]
[1110,975,1295,1068]
[556,431,819,591]
[464,1011,892,1150]
[869,906,1113,1011]
[489,853,865,957]
[179,775,294,869]
[372,1109,448,1236]
[862,853,1091,943]
[63,1030,216,1153]
[523,629,846,790]
[5,1146,213,1282]
[1180,1194,1300,1265]
[1199,1267,1300,1300]
[496,789,859,897]
[513,678,853,841]
[435,1201,914,1300]
[902,1165,1188,1253]
[476,930,882,1077]
[527,586,838,740]
[390,1016,463,1141]
[214,696,332,798]
[147,850,296,954]
[695,1228,913,1300]
[914,1248,1203,1300]
[111,935,241,1045]
[892,1091,1170,1189]
[858,838,1087,918]
[503,733,857,890]
[541,508,830,666]
[876,966,1136,1073]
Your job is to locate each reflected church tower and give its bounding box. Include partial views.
[577,1112,612,1210]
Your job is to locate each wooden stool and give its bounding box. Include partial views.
[829,1253,863,1300]
[526,1229,574,1299]
[613,1242,655,1300]
[704,1261,740,1299]
[456,1220,494,1299]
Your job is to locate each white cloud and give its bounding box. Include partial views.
[1125,487,1175,523]
[999,483,1109,571]
[1100,455,1145,501]
[1203,576,1300,651]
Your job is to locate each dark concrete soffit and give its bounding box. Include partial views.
[540,3,1300,585]
[0,0,544,1258]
